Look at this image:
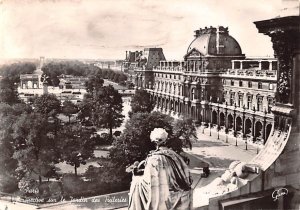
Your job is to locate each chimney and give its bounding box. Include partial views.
[216,26,226,54]
[126,51,128,60]
[216,27,220,54]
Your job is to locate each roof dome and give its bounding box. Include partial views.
[186,26,242,56]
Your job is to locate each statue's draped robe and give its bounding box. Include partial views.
[128,148,192,210]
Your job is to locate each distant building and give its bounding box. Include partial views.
[19,57,44,90]
[58,75,89,89]
[132,26,277,144]
[123,48,166,86]
[18,57,87,104]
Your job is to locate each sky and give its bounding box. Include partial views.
[0,0,283,60]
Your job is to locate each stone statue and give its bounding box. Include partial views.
[127,128,193,210]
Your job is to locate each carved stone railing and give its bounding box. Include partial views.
[223,69,277,80]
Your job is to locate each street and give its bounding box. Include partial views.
[185,126,257,208]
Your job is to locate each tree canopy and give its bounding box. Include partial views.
[56,124,95,176]
[91,85,124,141]
[110,112,196,167]
[0,77,20,104]
[85,71,104,94]
[130,89,155,116]
[12,112,58,183]
[110,111,173,166]
[33,94,61,117]
[62,100,78,123]
[0,62,36,84]
[41,61,99,86]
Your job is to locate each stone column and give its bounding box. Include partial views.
[269,61,273,71]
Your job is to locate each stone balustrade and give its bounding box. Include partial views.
[222,69,277,80]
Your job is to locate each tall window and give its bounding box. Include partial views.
[223,91,227,103]
[247,95,252,109]
[267,97,274,113]
[192,88,195,100]
[239,80,243,87]
[248,81,252,88]
[231,80,234,86]
[258,82,262,89]
[269,83,274,90]
[230,93,235,106]
[173,84,176,95]
[238,94,243,107]
[257,96,263,111]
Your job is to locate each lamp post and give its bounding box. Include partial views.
[217,98,220,140]
[244,134,247,150]
[234,131,237,146]
[252,106,256,143]
[209,96,212,136]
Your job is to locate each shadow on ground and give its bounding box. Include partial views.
[193,140,229,148]
[190,153,234,168]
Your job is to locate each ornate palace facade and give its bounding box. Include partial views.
[132,26,277,144]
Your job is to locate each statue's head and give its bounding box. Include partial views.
[150,128,168,146]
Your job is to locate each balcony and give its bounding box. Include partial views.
[223,69,277,80]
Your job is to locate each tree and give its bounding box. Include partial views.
[41,61,97,86]
[0,103,35,192]
[85,72,104,94]
[118,74,128,85]
[0,105,18,192]
[110,111,173,166]
[62,100,78,123]
[170,118,197,153]
[92,85,124,141]
[0,77,20,105]
[12,112,58,184]
[57,124,95,176]
[77,93,94,123]
[33,94,61,117]
[130,89,155,115]
[0,62,35,84]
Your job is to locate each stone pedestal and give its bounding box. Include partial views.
[43,82,48,95]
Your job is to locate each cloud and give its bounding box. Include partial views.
[0,0,282,59]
